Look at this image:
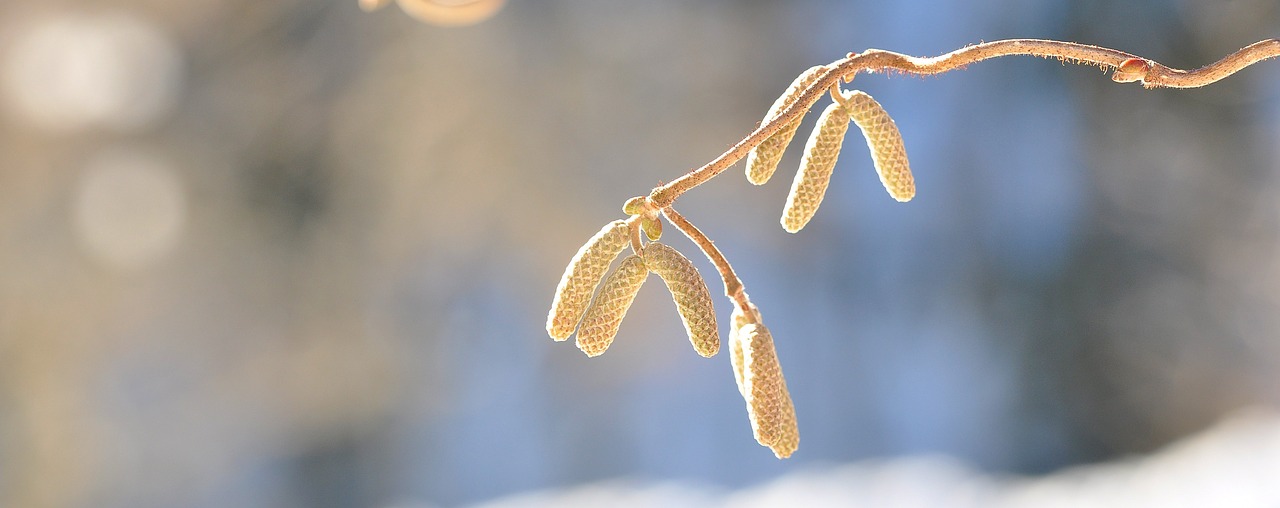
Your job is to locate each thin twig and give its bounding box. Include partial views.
[648,38,1280,208]
[661,207,749,310]
[625,214,644,255]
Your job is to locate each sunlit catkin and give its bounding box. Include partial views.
[729,303,761,398]
[848,91,915,202]
[782,101,852,232]
[547,221,631,341]
[576,255,648,357]
[643,243,719,357]
[740,323,798,458]
[745,65,827,185]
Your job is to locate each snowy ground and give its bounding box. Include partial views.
[459,408,1280,508]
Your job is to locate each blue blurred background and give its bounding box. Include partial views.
[1,1,1278,507]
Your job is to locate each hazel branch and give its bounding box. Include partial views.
[661,207,749,310]
[648,38,1280,208]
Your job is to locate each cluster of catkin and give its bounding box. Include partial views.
[546,221,719,359]
[546,217,800,458]
[746,66,916,232]
[544,66,925,459]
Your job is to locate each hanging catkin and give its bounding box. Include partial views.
[847,91,915,202]
[728,303,762,398]
[576,255,648,357]
[643,243,719,357]
[745,65,827,185]
[782,101,852,232]
[546,221,631,341]
[741,323,799,458]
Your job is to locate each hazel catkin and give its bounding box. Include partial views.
[740,323,799,458]
[728,303,762,398]
[847,91,915,202]
[745,65,827,186]
[642,243,719,357]
[782,100,852,233]
[547,221,631,341]
[575,255,648,357]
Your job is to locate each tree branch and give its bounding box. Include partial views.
[648,38,1280,208]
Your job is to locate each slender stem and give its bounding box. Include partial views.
[647,38,1280,208]
[625,214,644,255]
[661,207,749,310]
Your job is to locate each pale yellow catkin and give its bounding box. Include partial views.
[740,323,799,458]
[745,65,827,186]
[847,91,915,202]
[728,303,762,398]
[547,221,631,341]
[642,243,719,357]
[575,255,648,357]
[782,101,852,233]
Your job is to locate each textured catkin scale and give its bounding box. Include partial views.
[642,243,720,357]
[740,323,799,458]
[576,255,648,357]
[782,101,852,233]
[546,221,631,341]
[745,65,827,185]
[847,91,915,202]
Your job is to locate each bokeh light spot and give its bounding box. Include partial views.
[73,148,187,270]
[2,11,182,132]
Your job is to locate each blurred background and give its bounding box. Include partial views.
[1,0,1278,507]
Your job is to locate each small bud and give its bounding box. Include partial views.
[576,256,648,357]
[848,91,914,202]
[746,65,827,185]
[547,221,631,341]
[641,216,663,241]
[1112,58,1150,83]
[643,243,719,357]
[741,323,799,458]
[782,101,852,233]
[622,196,647,216]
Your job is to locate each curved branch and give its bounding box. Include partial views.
[661,207,748,309]
[648,38,1280,208]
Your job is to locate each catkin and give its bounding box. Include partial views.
[547,221,631,341]
[740,323,799,458]
[745,65,827,185]
[782,101,852,233]
[848,91,915,202]
[576,255,648,357]
[643,243,719,357]
[728,303,761,398]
